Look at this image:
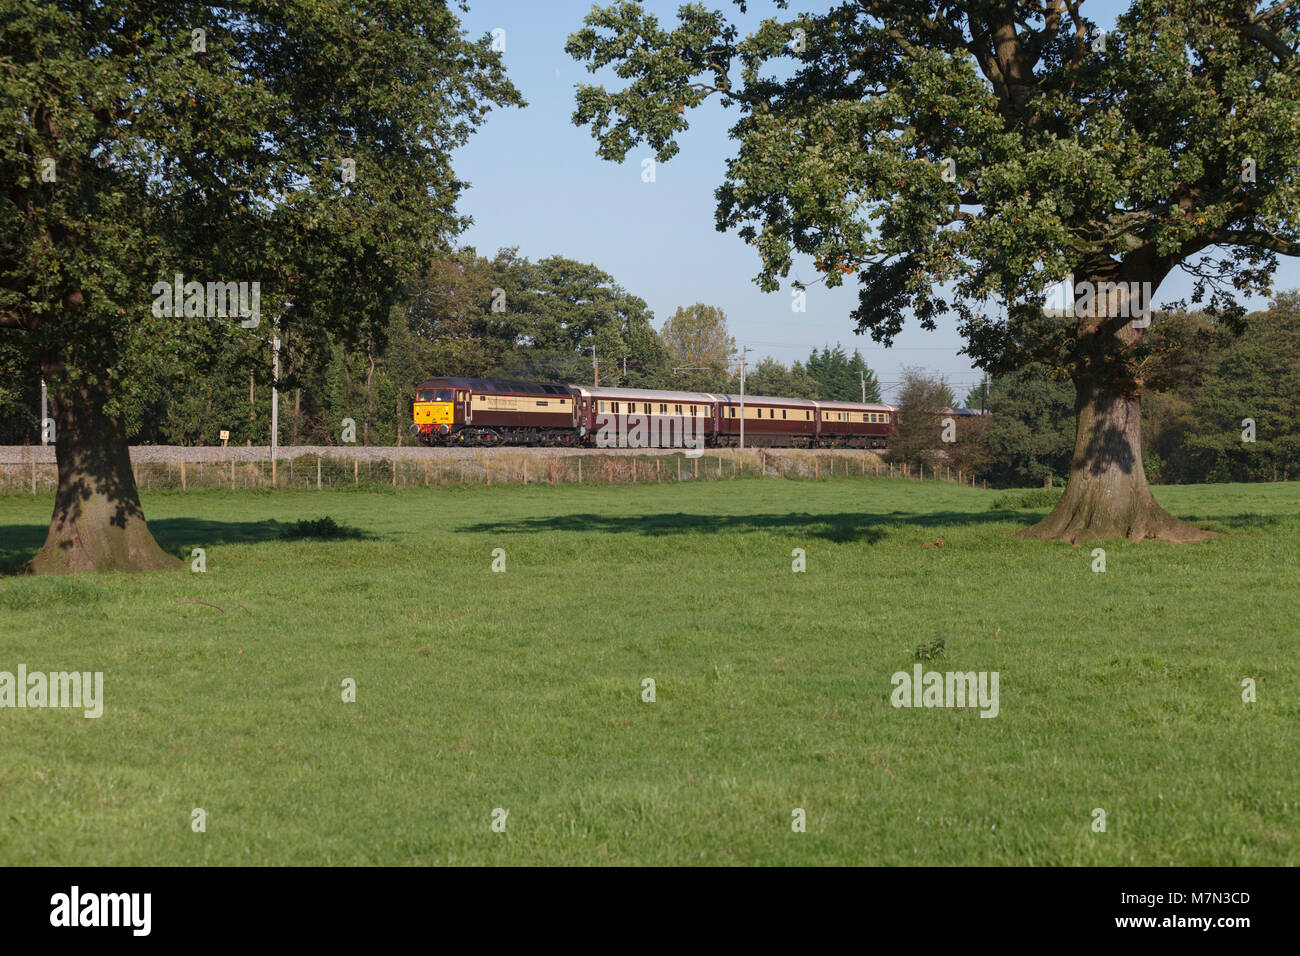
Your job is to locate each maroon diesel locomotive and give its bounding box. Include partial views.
[412,377,896,449]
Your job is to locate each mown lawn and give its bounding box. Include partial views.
[0,475,1296,865]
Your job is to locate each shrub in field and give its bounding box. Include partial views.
[280,516,364,540]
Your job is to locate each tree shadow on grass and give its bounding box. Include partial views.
[1188,512,1293,530]
[0,517,376,575]
[458,508,1025,544]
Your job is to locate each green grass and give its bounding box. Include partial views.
[0,476,1297,865]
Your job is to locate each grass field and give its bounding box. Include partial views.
[0,475,1297,865]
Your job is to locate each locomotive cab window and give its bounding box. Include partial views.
[417,388,454,402]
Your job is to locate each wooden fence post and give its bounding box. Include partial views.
[318,456,323,490]
[181,460,187,491]
[353,458,359,487]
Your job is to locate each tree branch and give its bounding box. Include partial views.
[1205,229,1300,256]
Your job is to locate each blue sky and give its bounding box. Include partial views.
[451,1,1297,402]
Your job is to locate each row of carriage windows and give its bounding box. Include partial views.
[594,400,889,424]
[601,401,706,416]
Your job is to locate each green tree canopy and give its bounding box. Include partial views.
[744,356,820,398]
[979,364,1076,487]
[892,368,958,469]
[806,345,881,401]
[661,302,735,391]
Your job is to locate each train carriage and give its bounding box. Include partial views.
[812,400,895,448]
[713,393,818,447]
[572,385,717,448]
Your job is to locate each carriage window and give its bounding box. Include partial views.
[659,403,667,413]
[599,401,607,413]
[675,404,682,414]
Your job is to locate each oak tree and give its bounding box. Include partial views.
[1,1,519,571]
[568,0,1300,541]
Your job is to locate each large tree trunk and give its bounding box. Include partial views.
[1018,282,1215,544]
[29,385,181,574]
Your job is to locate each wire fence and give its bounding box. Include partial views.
[0,449,988,494]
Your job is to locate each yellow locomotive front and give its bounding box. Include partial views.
[412,386,455,442]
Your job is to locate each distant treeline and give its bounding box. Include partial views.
[1,246,1295,486]
[0,247,878,448]
[892,291,1300,486]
